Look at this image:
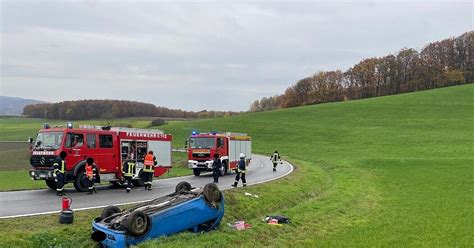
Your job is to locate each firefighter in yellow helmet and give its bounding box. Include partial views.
[143,150,157,191]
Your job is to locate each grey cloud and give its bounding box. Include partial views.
[1,1,472,111]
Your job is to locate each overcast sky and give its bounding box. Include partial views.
[1,0,472,111]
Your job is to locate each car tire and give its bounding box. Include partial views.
[73,170,88,192]
[175,181,192,193]
[101,206,121,220]
[203,183,222,204]
[193,169,201,177]
[46,179,57,190]
[126,210,151,237]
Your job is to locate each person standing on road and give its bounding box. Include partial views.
[122,155,136,193]
[85,157,97,194]
[270,150,282,172]
[53,151,67,196]
[143,150,157,191]
[232,153,247,187]
[212,153,222,183]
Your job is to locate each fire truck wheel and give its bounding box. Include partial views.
[45,179,57,190]
[126,210,151,237]
[73,170,88,192]
[203,183,222,204]
[100,206,121,220]
[193,169,201,177]
[175,181,192,193]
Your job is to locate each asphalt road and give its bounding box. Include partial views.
[0,154,293,219]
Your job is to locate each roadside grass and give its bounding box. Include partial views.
[0,84,472,247]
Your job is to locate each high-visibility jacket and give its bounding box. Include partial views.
[85,165,96,178]
[123,161,136,177]
[53,158,65,174]
[143,154,156,172]
[271,153,280,163]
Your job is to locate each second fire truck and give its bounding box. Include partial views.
[186,131,252,176]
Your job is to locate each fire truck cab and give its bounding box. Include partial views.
[29,123,172,192]
[186,131,251,176]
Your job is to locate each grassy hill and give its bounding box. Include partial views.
[0,84,472,247]
[156,84,473,246]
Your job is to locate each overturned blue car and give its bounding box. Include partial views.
[91,182,224,248]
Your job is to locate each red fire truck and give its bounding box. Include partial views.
[186,131,251,176]
[29,123,172,192]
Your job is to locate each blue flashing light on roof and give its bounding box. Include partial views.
[192,131,198,135]
[67,122,73,129]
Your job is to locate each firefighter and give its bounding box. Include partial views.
[122,155,136,193]
[232,153,247,187]
[143,150,157,191]
[270,150,282,172]
[212,153,222,183]
[53,151,67,196]
[85,157,97,194]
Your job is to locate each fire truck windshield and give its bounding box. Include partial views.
[34,132,64,151]
[189,137,215,149]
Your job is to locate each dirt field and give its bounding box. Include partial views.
[0,142,31,171]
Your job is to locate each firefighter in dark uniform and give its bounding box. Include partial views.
[232,153,247,187]
[212,153,222,183]
[53,151,67,196]
[270,150,282,172]
[143,150,157,191]
[85,157,97,194]
[122,156,136,193]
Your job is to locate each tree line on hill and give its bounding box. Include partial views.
[250,31,473,112]
[22,100,238,120]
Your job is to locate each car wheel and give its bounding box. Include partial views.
[45,179,57,190]
[193,169,201,176]
[101,206,121,220]
[126,210,151,237]
[175,181,192,193]
[73,170,88,192]
[203,183,222,204]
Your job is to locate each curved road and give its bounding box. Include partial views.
[0,154,292,219]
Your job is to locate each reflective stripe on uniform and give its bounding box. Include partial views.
[124,162,135,177]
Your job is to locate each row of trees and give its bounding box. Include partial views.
[250,31,473,111]
[23,100,238,120]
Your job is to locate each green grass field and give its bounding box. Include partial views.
[0,84,472,247]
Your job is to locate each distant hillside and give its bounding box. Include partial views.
[0,96,45,116]
[22,99,239,120]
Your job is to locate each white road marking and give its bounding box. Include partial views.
[0,157,294,219]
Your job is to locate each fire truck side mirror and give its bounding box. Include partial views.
[184,139,188,149]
